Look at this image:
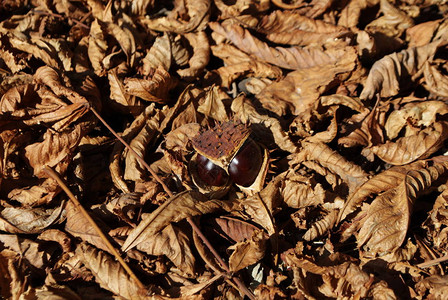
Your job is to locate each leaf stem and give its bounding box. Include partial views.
[43,167,146,291]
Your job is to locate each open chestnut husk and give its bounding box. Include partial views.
[189,121,269,195]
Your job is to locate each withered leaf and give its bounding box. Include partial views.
[124,66,177,103]
[177,31,210,78]
[75,243,151,299]
[122,191,237,252]
[25,126,83,178]
[228,229,268,272]
[259,10,350,46]
[210,22,356,70]
[0,205,65,234]
[360,40,444,100]
[357,161,448,257]
[371,121,448,165]
[139,0,210,33]
[292,142,369,193]
[257,48,357,116]
[137,223,196,276]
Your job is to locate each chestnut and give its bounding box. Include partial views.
[228,139,263,187]
[195,153,229,187]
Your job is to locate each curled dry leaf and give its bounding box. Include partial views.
[360,40,444,100]
[385,100,448,140]
[75,243,151,299]
[137,223,196,276]
[122,191,237,252]
[423,61,448,98]
[124,66,177,104]
[371,121,448,165]
[357,161,448,257]
[228,229,268,272]
[210,22,355,70]
[0,205,65,234]
[177,31,210,78]
[231,95,297,153]
[292,142,369,193]
[257,46,357,116]
[25,126,83,178]
[139,0,210,33]
[365,0,414,38]
[259,10,350,46]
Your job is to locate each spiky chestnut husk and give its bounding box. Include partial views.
[190,121,269,195]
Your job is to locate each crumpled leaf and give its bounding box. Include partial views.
[371,121,448,165]
[365,0,414,38]
[356,160,448,257]
[239,176,283,235]
[75,242,151,299]
[210,22,356,70]
[122,191,237,252]
[259,10,350,46]
[139,0,210,33]
[124,66,177,103]
[338,160,427,223]
[25,126,83,178]
[231,95,297,153]
[291,142,369,193]
[257,47,357,116]
[360,40,445,100]
[228,229,268,272]
[0,205,65,234]
[137,223,196,276]
[385,100,448,140]
[423,60,448,98]
[177,31,210,78]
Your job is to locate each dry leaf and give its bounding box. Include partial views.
[124,66,177,103]
[75,243,151,299]
[357,161,448,257]
[210,22,356,70]
[228,229,268,272]
[122,191,237,252]
[371,121,448,165]
[360,40,444,100]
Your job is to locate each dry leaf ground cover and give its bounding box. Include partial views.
[2,0,448,299]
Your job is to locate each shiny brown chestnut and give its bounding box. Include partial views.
[190,121,269,194]
[195,153,229,187]
[228,139,263,187]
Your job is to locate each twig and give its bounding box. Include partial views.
[43,167,145,290]
[89,107,255,299]
[417,254,448,269]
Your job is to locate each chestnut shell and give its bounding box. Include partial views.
[228,139,263,187]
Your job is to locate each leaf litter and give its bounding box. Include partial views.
[1,0,448,299]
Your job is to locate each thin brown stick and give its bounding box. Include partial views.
[417,254,448,269]
[89,107,255,300]
[43,167,146,291]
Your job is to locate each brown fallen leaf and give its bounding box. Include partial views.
[210,22,356,70]
[124,66,177,104]
[25,126,83,178]
[137,223,196,276]
[75,243,152,299]
[138,0,210,33]
[291,142,369,193]
[356,161,448,257]
[371,121,448,165]
[256,48,357,116]
[177,31,210,79]
[259,10,350,46]
[122,191,237,252]
[360,40,445,100]
[228,229,268,272]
